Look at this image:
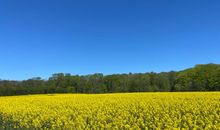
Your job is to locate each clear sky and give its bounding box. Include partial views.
[0,0,219,80]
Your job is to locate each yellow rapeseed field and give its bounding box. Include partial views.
[0,92,220,130]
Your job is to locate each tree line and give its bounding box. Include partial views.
[0,64,219,96]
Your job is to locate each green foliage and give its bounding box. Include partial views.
[0,63,219,96]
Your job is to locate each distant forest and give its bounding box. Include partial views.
[0,64,220,96]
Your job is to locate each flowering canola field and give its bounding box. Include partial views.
[0,92,220,130]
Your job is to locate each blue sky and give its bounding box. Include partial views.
[0,0,219,80]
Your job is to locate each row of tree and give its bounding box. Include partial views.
[0,64,219,96]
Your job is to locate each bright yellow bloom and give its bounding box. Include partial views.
[0,92,219,130]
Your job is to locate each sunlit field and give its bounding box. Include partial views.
[0,92,220,130]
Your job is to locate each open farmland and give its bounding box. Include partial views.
[0,92,220,130]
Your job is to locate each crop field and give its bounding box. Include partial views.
[0,92,220,130]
